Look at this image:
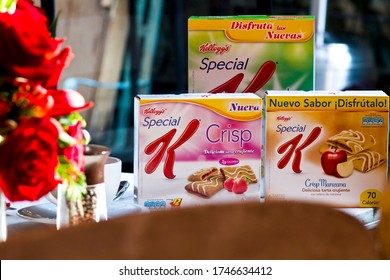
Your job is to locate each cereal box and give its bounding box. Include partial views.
[262,90,389,207]
[188,15,314,94]
[134,93,262,209]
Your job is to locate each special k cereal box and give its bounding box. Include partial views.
[134,93,262,209]
[263,90,389,208]
[188,15,314,94]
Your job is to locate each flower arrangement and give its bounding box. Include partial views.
[0,0,92,202]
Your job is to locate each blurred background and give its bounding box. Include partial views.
[46,0,390,172]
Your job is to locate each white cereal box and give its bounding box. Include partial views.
[134,93,262,210]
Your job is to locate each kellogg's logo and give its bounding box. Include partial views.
[199,42,230,55]
[143,107,166,116]
[277,116,292,122]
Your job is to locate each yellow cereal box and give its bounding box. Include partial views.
[262,90,389,207]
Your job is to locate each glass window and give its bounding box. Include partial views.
[52,0,390,173]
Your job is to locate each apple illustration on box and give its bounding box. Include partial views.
[321,149,354,178]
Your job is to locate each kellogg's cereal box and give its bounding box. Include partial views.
[188,15,314,94]
[134,93,262,209]
[262,90,389,207]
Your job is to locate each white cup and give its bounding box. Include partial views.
[46,157,122,209]
[104,157,122,207]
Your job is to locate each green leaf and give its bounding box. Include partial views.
[242,176,251,184]
[48,10,61,38]
[56,112,88,148]
[57,112,86,128]
[0,0,17,14]
[58,130,78,148]
[56,155,87,202]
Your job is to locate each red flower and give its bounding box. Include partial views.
[61,120,85,172]
[0,100,11,120]
[0,117,60,201]
[49,89,94,117]
[0,0,93,202]
[0,0,73,88]
[12,79,54,117]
